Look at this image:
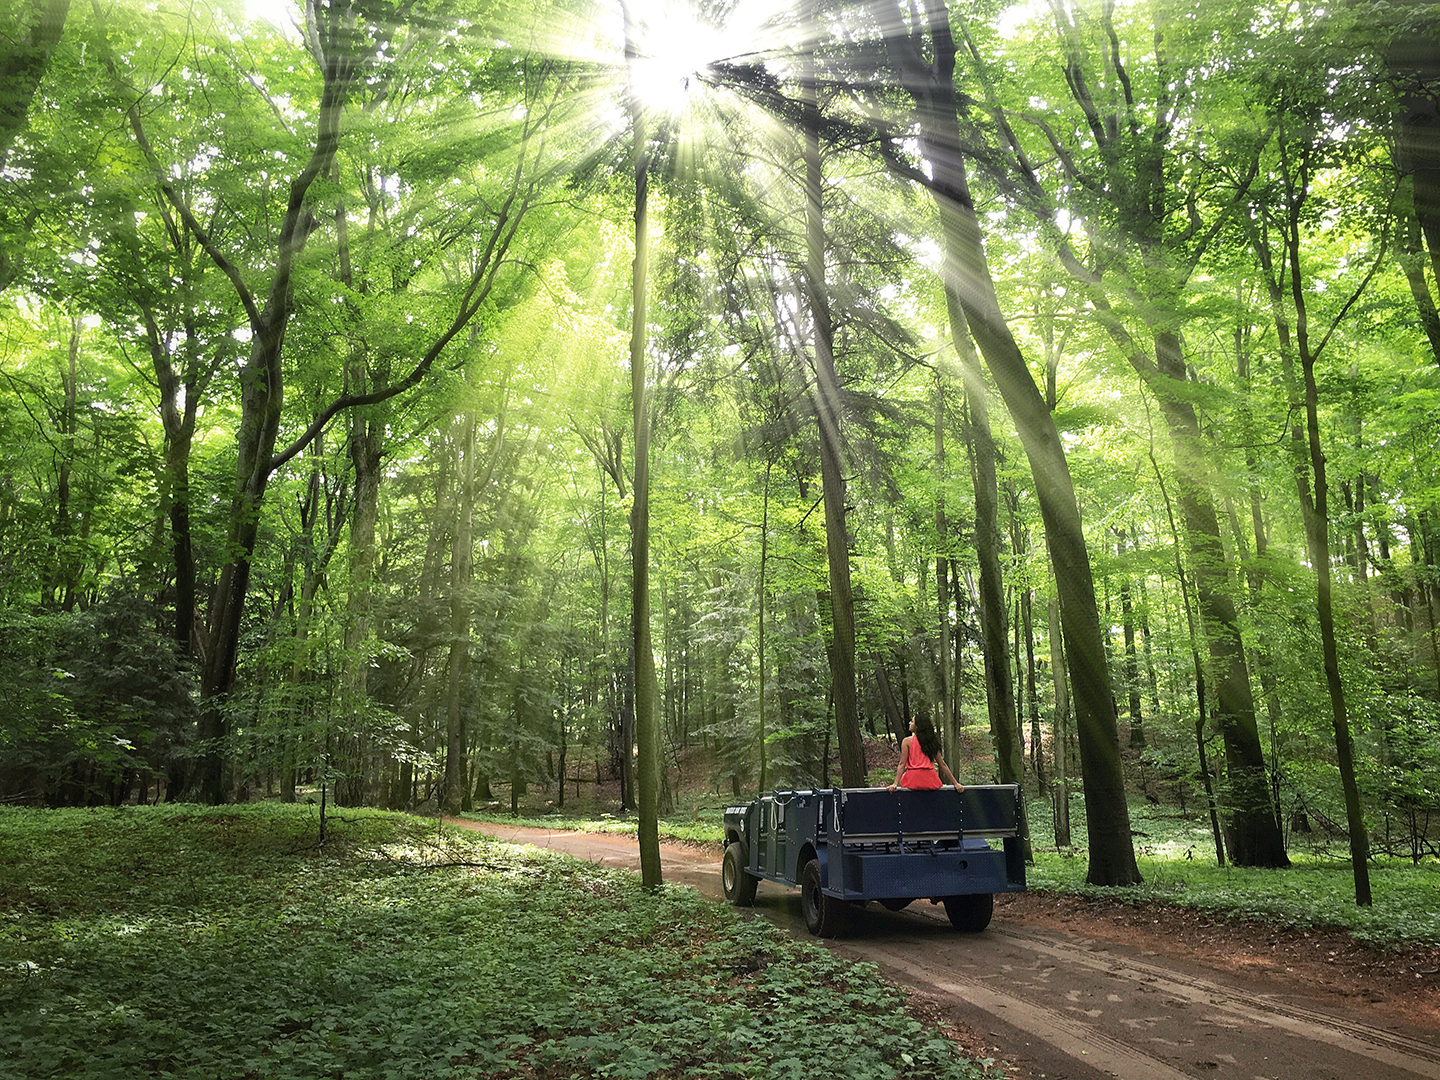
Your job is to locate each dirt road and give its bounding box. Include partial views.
[461,821,1440,1080]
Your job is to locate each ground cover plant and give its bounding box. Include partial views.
[1025,797,1440,950]
[459,807,726,847]
[0,804,993,1080]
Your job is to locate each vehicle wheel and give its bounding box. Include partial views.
[722,841,757,906]
[942,892,993,932]
[801,858,849,937]
[879,897,913,912]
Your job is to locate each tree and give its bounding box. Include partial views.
[4,0,1438,870]
[1249,26,1389,902]
[967,0,1288,866]
[949,279,1022,790]
[867,0,1139,885]
[85,0,578,800]
[0,0,71,288]
[801,0,867,788]
[622,0,662,888]
[1386,5,1440,367]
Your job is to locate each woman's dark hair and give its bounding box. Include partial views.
[913,712,942,760]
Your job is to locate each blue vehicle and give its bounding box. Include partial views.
[721,785,1026,936]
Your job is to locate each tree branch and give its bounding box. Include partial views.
[90,0,264,329]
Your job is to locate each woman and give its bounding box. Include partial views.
[887,713,964,791]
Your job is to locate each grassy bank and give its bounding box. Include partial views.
[0,804,990,1080]
[1025,796,1440,949]
[457,806,726,847]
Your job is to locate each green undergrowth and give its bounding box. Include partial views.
[457,808,725,847]
[0,804,992,1080]
[1024,796,1440,950]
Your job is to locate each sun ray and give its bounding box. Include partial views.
[624,0,778,114]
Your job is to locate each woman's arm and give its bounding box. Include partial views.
[936,756,964,791]
[887,736,911,791]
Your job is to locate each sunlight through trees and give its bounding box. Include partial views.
[4,0,1440,900]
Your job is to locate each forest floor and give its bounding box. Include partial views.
[481,740,1440,1031]
[470,819,1440,1080]
[996,889,1440,1030]
[465,732,1440,1078]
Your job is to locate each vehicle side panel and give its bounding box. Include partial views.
[725,785,1025,902]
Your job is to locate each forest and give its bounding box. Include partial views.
[2,0,1439,901]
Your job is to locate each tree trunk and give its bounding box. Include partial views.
[758,460,771,792]
[623,1,661,889]
[48,312,80,610]
[1299,345,1371,904]
[801,15,866,788]
[950,304,1020,788]
[139,295,206,657]
[1396,213,1440,365]
[1048,593,1071,847]
[874,663,907,744]
[1391,31,1440,368]
[335,178,380,809]
[332,435,374,807]
[1151,445,1227,867]
[442,414,476,817]
[1424,514,1440,693]
[1118,531,1145,750]
[887,0,1138,884]
[1150,329,1287,867]
[283,447,324,804]
[1022,585,1045,793]
[0,0,70,176]
[934,374,955,758]
[1232,335,1287,832]
[1279,147,1373,902]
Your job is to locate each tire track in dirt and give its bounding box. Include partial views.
[862,948,1194,1080]
[986,926,1440,1077]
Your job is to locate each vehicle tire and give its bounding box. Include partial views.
[722,841,757,907]
[942,892,994,932]
[879,897,913,912]
[801,858,849,937]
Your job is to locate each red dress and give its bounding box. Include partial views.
[899,736,942,790]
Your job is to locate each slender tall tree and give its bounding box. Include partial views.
[949,0,1287,866]
[872,0,1139,884]
[443,413,477,816]
[949,329,1021,789]
[1261,74,1385,904]
[622,0,662,889]
[800,1,867,788]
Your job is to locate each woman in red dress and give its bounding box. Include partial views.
[887,712,964,791]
